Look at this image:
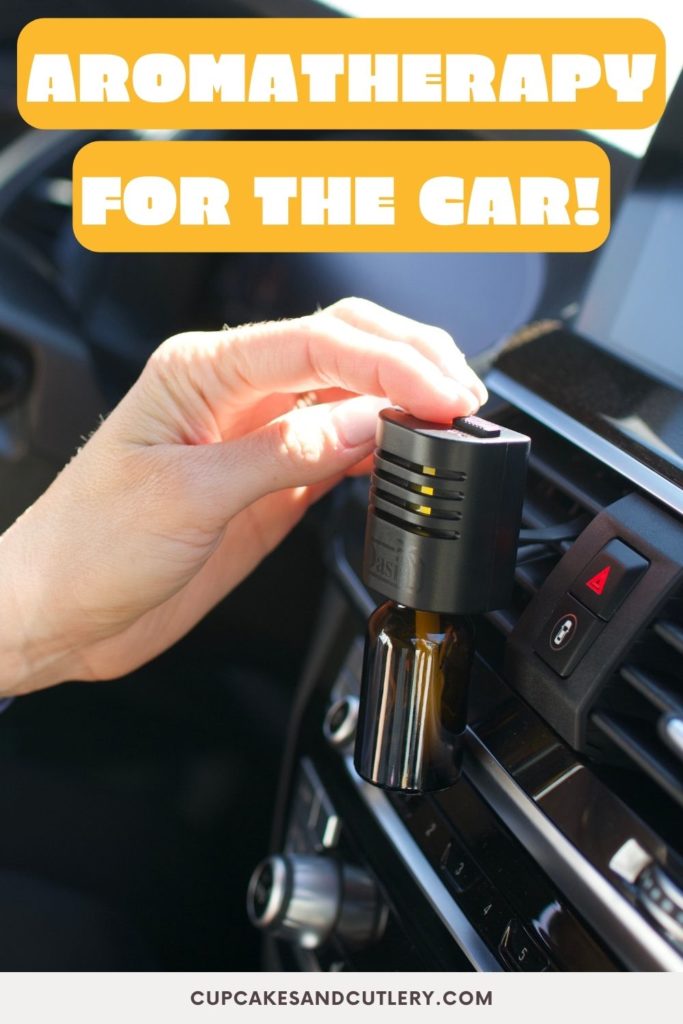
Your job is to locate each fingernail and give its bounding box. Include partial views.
[467,368,488,405]
[333,395,388,448]
[470,377,489,406]
[440,377,479,415]
[448,361,488,407]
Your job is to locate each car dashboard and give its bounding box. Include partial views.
[247,72,683,974]
[0,7,681,973]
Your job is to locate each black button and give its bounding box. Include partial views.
[403,800,451,866]
[442,841,479,893]
[570,538,649,620]
[462,881,509,944]
[536,594,604,677]
[452,415,501,438]
[499,919,549,972]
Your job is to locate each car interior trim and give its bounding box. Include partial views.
[328,523,683,972]
[343,755,503,972]
[464,732,683,972]
[486,369,683,517]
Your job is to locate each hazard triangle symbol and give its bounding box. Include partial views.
[586,565,611,595]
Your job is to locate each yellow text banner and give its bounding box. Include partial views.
[72,140,610,253]
[19,17,665,130]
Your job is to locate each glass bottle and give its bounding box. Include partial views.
[354,601,474,793]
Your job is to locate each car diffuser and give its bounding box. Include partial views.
[354,407,530,793]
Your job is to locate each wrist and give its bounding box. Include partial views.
[0,517,80,696]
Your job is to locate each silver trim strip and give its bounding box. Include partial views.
[487,369,683,517]
[464,733,683,972]
[344,756,502,972]
[532,763,583,802]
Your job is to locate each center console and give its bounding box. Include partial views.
[246,73,683,973]
[248,387,683,971]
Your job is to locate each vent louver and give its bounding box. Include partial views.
[489,406,683,839]
[591,593,683,810]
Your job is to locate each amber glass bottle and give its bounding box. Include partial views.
[354,602,474,793]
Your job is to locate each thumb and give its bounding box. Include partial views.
[189,394,387,523]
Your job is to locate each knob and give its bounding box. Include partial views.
[246,854,386,951]
[323,695,360,749]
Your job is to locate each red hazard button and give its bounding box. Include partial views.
[570,539,649,621]
[585,565,611,595]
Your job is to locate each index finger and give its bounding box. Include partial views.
[165,312,480,424]
[327,296,488,406]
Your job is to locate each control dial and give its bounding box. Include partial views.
[246,854,386,950]
[323,695,360,749]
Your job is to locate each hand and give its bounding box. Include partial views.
[0,297,486,695]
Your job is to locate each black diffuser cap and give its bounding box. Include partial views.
[363,409,530,614]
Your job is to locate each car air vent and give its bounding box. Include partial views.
[590,590,683,813]
[495,403,682,844]
[3,172,73,271]
[484,407,628,638]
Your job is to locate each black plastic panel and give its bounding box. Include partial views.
[391,778,614,971]
[506,493,683,750]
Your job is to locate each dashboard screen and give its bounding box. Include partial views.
[497,73,683,488]
[572,71,683,476]
[577,185,683,393]
[577,62,683,395]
